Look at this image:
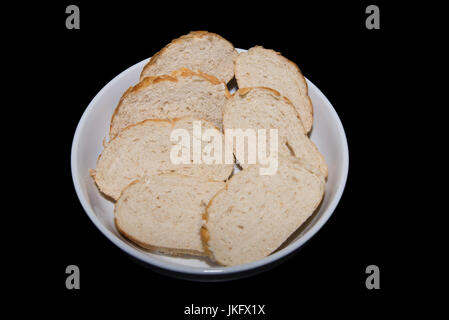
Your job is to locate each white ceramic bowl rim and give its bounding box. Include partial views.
[71,54,349,275]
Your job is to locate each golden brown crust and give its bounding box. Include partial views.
[200,227,211,256]
[140,31,237,82]
[236,86,281,98]
[136,74,178,90]
[237,87,251,96]
[109,68,231,139]
[171,67,222,85]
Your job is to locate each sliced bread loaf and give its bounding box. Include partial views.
[201,156,325,266]
[91,117,234,200]
[110,68,230,138]
[115,174,225,256]
[141,31,237,84]
[235,46,314,133]
[223,87,327,177]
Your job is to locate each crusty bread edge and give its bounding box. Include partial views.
[110,67,231,139]
[140,31,238,83]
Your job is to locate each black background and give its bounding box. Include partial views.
[11,0,426,317]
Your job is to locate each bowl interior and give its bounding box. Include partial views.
[71,49,348,274]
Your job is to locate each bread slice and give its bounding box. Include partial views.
[223,87,327,178]
[235,46,314,133]
[91,117,234,200]
[201,156,325,266]
[141,31,237,84]
[115,174,225,256]
[110,68,230,138]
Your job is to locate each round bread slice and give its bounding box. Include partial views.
[115,174,225,256]
[140,31,237,84]
[223,87,327,178]
[235,46,314,133]
[91,118,234,200]
[201,156,325,266]
[110,68,230,138]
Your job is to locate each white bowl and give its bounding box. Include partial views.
[71,48,349,279]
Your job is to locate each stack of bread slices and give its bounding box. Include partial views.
[90,31,328,266]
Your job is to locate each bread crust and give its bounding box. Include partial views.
[140,31,237,83]
[109,68,231,139]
